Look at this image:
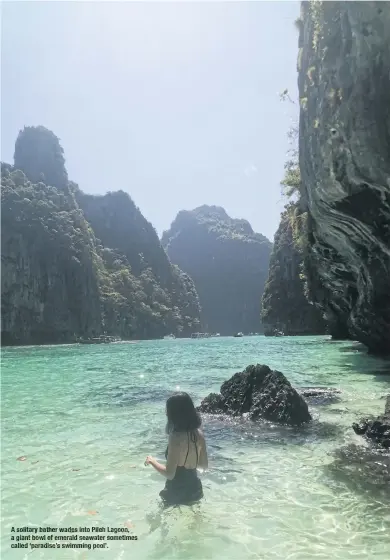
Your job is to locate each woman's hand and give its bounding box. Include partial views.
[144,455,154,466]
[144,455,170,478]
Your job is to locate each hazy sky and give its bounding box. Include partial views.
[1,0,300,241]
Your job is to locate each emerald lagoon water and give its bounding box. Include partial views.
[1,335,390,560]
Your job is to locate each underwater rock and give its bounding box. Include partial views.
[299,386,341,405]
[328,443,390,496]
[198,364,311,426]
[352,396,390,448]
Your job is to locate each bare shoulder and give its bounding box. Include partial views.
[196,429,206,443]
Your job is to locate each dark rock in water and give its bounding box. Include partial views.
[352,419,370,436]
[197,393,228,414]
[198,364,311,426]
[299,387,341,405]
[352,396,390,448]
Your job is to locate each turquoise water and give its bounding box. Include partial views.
[1,336,390,560]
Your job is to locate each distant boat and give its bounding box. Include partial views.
[164,334,176,339]
[233,332,244,338]
[191,332,211,339]
[78,335,120,344]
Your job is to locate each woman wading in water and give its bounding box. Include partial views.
[145,392,208,506]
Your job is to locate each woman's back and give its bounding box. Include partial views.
[167,429,207,470]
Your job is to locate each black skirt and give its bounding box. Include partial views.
[159,466,203,506]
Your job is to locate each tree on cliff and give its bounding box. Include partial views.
[162,205,272,335]
[280,124,301,199]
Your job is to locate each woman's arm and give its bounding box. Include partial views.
[198,434,209,469]
[145,434,180,480]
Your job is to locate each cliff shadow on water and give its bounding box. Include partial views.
[328,340,390,382]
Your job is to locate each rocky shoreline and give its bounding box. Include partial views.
[352,396,390,449]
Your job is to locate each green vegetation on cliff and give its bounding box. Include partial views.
[261,202,326,336]
[162,205,272,335]
[1,127,201,345]
[261,119,326,336]
[76,189,201,338]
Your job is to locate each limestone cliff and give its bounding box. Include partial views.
[1,166,102,344]
[13,125,68,190]
[76,190,201,338]
[298,1,390,354]
[162,205,272,335]
[261,203,326,336]
[1,126,201,344]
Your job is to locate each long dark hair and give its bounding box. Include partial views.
[165,392,202,434]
